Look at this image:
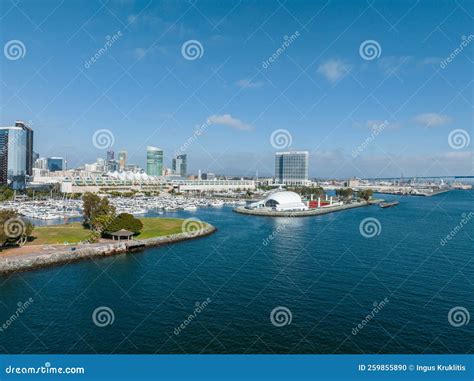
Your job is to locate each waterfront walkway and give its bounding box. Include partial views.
[0,224,216,274]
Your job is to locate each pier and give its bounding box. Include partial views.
[233,200,381,217]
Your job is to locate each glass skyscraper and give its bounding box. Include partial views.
[275,151,309,185]
[172,154,187,177]
[47,157,64,172]
[146,146,163,177]
[118,151,127,171]
[0,121,34,189]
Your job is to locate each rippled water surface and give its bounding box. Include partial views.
[1,191,473,354]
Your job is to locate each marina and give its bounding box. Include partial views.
[1,190,472,354]
[0,195,247,221]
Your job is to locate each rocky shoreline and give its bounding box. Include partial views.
[0,225,217,275]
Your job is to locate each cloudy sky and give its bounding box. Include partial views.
[1,0,472,178]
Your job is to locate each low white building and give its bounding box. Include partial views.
[248,191,308,211]
[178,180,255,192]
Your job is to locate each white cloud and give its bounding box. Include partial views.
[413,113,452,127]
[378,56,412,76]
[317,59,351,83]
[235,79,264,89]
[207,114,253,131]
[418,57,442,66]
[133,47,147,60]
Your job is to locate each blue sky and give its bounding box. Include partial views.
[0,0,472,178]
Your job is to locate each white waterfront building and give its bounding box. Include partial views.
[248,191,308,211]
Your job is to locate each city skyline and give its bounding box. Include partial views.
[1,1,472,178]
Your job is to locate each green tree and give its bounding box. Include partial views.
[0,210,34,248]
[358,189,374,201]
[335,188,353,200]
[82,192,116,229]
[105,213,143,235]
[0,186,14,202]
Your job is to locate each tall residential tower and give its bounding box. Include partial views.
[0,121,34,189]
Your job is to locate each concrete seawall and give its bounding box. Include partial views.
[0,225,216,275]
[233,200,380,217]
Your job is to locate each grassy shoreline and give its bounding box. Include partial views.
[27,217,190,245]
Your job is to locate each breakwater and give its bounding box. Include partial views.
[233,200,380,217]
[0,224,216,274]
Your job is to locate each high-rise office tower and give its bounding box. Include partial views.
[275,151,309,185]
[118,150,127,171]
[47,157,64,172]
[172,154,187,177]
[146,146,163,177]
[106,150,114,161]
[0,121,34,189]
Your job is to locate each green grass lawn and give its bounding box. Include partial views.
[137,217,190,239]
[28,223,91,245]
[28,218,194,245]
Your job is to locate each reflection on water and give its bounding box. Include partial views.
[1,191,473,354]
